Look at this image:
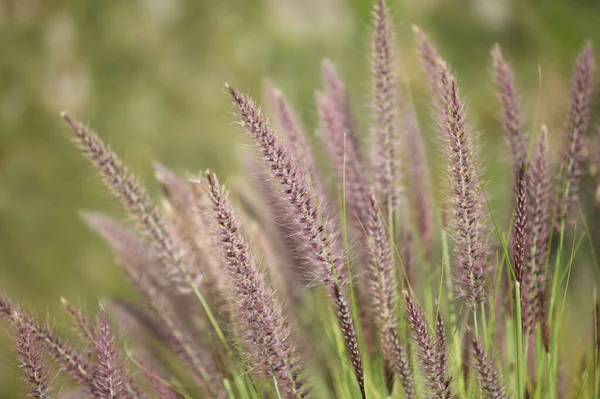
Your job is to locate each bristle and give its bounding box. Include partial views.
[153,163,206,292]
[248,220,291,306]
[491,44,528,169]
[557,41,595,227]
[317,89,375,345]
[202,171,305,398]
[228,86,365,397]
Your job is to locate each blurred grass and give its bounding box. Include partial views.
[1,0,600,396]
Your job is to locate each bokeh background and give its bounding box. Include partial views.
[1,0,600,396]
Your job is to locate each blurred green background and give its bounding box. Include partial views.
[1,0,600,396]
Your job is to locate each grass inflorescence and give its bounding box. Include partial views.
[2,1,600,398]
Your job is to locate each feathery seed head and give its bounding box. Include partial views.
[557,41,595,226]
[62,114,200,294]
[321,59,359,150]
[513,163,529,284]
[317,91,369,237]
[439,69,488,309]
[403,290,454,398]
[469,330,508,399]
[201,171,305,398]
[266,82,324,196]
[491,44,528,169]
[91,304,131,399]
[228,85,364,398]
[526,127,552,335]
[371,0,401,210]
[11,314,52,399]
[364,190,415,395]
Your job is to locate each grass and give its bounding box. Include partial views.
[2,0,600,398]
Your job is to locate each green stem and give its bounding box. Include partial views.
[548,221,565,399]
[515,282,525,399]
[190,281,232,356]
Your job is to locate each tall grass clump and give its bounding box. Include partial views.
[2,1,600,398]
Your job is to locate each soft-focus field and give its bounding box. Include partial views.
[1,0,600,397]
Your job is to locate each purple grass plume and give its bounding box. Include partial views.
[403,290,454,398]
[317,83,376,350]
[414,26,490,308]
[438,63,489,309]
[512,163,535,335]
[61,298,96,346]
[321,59,360,154]
[90,304,137,399]
[84,213,225,396]
[371,0,419,288]
[227,85,365,398]
[491,44,528,170]
[512,164,528,285]
[266,82,325,197]
[371,0,402,211]
[469,330,508,399]
[365,190,414,397]
[10,313,53,399]
[526,127,552,338]
[413,25,449,118]
[557,41,595,227]
[1,297,92,388]
[317,90,368,234]
[61,113,202,295]
[199,171,305,398]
